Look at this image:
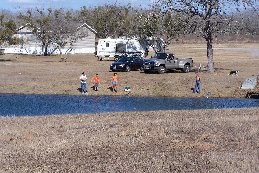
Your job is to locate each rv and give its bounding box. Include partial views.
[96,37,145,61]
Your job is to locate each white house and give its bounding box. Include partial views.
[4,23,41,54]
[69,23,97,54]
[4,23,97,55]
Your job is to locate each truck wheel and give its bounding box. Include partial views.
[183,65,190,73]
[158,66,166,74]
[125,65,131,72]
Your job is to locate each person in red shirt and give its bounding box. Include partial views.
[92,74,101,91]
[111,73,118,92]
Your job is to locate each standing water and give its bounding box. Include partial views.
[0,94,258,116]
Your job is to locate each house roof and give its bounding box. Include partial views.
[17,22,97,35]
[16,23,34,31]
[77,23,97,34]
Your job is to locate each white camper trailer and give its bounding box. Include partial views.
[96,37,145,61]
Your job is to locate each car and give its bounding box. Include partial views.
[114,51,144,61]
[110,54,144,72]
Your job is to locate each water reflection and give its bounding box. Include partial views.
[0,94,258,116]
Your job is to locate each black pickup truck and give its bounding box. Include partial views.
[143,52,193,74]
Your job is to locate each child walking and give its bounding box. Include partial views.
[92,74,101,91]
[111,73,118,92]
[193,71,201,93]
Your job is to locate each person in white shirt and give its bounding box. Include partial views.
[80,72,88,94]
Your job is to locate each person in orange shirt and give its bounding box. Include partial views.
[111,73,118,92]
[92,73,101,91]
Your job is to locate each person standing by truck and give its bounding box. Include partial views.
[111,73,118,92]
[193,71,201,93]
[144,47,149,58]
[92,73,101,91]
[80,72,88,94]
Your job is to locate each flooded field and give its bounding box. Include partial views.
[1,94,259,116]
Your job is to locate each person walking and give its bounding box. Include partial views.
[144,47,149,58]
[80,72,88,94]
[111,73,118,92]
[92,73,101,91]
[193,71,201,93]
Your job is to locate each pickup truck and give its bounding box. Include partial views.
[143,52,193,74]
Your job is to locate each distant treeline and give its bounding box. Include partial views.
[0,4,259,46]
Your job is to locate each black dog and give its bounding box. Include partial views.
[229,70,239,76]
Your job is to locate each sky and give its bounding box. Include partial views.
[0,0,155,11]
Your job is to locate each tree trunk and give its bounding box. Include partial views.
[41,43,48,56]
[207,39,214,72]
[44,45,48,56]
[206,21,214,73]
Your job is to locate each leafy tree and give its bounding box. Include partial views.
[157,0,258,72]
[135,11,160,37]
[0,14,17,46]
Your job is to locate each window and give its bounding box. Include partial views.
[106,43,109,47]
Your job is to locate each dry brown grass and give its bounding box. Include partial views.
[0,43,258,98]
[0,109,259,172]
[0,43,259,172]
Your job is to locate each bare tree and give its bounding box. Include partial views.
[18,8,79,56]
[157,0,257,72]
[1,2,257,58]
[79,4,185,52]
[18,8,54,55]
[50,9,79,55]
[79,5,137,38]
[233,9,259,37]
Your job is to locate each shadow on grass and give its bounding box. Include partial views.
[246,92,259,99]
[77,88,82,93]
[0,59,12,62]
[107,86,113,92]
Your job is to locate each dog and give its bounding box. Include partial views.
[229,70,239,76]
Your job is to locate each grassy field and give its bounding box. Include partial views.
[0,109,259,172]
[0,43,258,98]
[0,43,259,172]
